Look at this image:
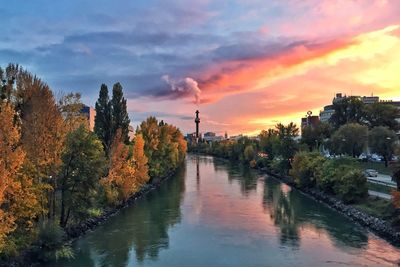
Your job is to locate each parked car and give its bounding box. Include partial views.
[364,169,378,177]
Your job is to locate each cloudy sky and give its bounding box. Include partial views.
[1,0,400,135]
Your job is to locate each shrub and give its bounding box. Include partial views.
[33,220,74,262]
[290,152,325,188]
[315,157,358,194]
[334,169,368,203]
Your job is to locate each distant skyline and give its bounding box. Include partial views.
[1,0,400,135]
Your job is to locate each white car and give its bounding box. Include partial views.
[364,169,378,177]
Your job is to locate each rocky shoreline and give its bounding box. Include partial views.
[4,169,179,267]
[264,170,400,246]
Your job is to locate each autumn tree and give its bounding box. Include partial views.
[58,92,87,133]
[18,76,64,219]
[94,84,113,156]
[132,134,149,186]
[59,125,106,227]
[138,117,160,177]
[101,130,137,205]
[0,103,23,252]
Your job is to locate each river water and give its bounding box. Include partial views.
[51,155,400,266]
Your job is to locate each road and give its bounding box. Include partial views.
[368,190,391,200]
[366,173,397,188]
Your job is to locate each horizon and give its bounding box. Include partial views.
[1,0,400,136]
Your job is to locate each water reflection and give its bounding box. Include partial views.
[262,177,369,249]
[51,155,400,267]
[55,166,186,267]
[213,159,258,196]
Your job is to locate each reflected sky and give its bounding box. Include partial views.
[51,155,400,267]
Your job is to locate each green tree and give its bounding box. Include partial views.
[329,123,368,157]
[368,126,398,167]
[290,152,325,188]
[59,125,106,227]
[329,96,365,129]
[58,92,87,133]
[111,82,130,144]
[334,169,368,203]
[301,122,332,151]
[94,84,113,156]
[364,102,400,131]
[259,129,279,160]
[315,157,358,194]
[244,145,256,163]
[391,147,400,190]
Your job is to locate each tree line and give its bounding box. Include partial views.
[191,95,400,224]
[0,64,186,262]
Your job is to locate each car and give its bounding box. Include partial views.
[364,169,378,177]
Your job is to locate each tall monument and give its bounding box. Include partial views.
[195,110,200,140]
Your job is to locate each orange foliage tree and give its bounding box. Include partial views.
[133,134,149,186]
[18,75,64,218]
[101,130,138,204]
[0,103,25,251]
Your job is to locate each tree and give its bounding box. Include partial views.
[101,130,137,205]
[275,123,299,173]
[0,103,24,251]
[94,84,113,156]
[138,117,160,178]
[368,126,398,167]
[58,92,87,133]
[19,75,64,219]
[391,147,400,190]
[364,102,400,131]
[244,145,256,163]
[329,123,368,157]
[259,129,279,160]
[132,134,149,186]
[334,169,368,203]
[59,125,106,227]
[290,152,325,188]
[111,82,130,144]
[301,122,332,151]
[329,96,365,129]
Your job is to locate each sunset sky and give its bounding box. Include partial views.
[1,0,399,136]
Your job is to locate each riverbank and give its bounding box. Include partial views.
[262,169,400,246]
[4,168,181,267]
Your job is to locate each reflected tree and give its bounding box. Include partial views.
[262,177,369,250]
[77,167,186,267]
[226,164,258,196]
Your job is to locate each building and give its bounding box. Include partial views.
[81,105,96,131]
[319,93,380,123]
[203,132,224,142]
[320,105,334,122]
[128,125,135,141]
[301,115,320,128]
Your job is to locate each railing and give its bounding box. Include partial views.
[367,178,396,188]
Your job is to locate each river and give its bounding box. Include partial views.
[51,155,400,266]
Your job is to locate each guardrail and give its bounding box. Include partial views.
[367,178,397,188]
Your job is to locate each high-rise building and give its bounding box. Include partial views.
[81,105,96,131]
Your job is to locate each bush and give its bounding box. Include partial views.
[290,152,325,188]
[33,220,74,262]
[334,169,368,203]
[315,157,358,194]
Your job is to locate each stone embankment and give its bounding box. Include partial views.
[264,170,400,245]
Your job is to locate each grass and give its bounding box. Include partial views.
[367,181,394,195]
[358,161,392,176]
[353,196,394,219]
